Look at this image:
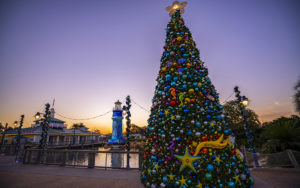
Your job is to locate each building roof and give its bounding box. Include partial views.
[2,126,98,135]
[50,117,65,123]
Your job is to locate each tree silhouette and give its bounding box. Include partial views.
[294,78,300,114]
[223,100,260,148]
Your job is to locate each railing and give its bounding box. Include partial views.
[47,141,106,147]
[23,148,144,169]
[0,144,17,155]
[245,149,300,168]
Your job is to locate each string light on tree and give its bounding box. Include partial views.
[234,86,259,168]
[15,115,24,163]
[123,96,132,169]
[36,103,51,162]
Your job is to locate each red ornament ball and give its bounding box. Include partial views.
[170,100,176,106]
[202,147,208,153]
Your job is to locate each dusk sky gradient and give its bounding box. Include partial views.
[0,0,299,133]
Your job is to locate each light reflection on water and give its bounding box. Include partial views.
[46,147,140,168]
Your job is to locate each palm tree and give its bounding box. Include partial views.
[71,123,86,144]
[263,116,300,152]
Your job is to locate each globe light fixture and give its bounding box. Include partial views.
[14,121,18,127]
[241,99,249,107]
[35,112,41,120]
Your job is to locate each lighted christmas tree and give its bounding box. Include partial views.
[141,1,254,188]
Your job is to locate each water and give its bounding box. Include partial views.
[44,147,140,168]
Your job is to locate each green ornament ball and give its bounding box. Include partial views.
[205,173,212,180]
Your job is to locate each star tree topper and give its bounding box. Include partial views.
[166,1,187,17]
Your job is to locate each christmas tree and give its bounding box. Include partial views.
[141,1,254,188]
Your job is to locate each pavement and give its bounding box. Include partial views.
[0,156,299,188]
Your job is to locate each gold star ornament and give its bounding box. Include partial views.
[179,176,188,187]
[166,1,187,17]
[174,147,201,173]
[196,181,203,188]
[168,173,175,181]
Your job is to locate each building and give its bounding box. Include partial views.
[1,106,100,145]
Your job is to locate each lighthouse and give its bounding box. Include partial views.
[108,100,125,145]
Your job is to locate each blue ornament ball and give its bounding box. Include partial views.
[228,181,235,188]
[166,74,171,82]
[163,176,168,183]
[206,164,214,172]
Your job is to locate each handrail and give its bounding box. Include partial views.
[25,148,142,154]
[23,148,144,169]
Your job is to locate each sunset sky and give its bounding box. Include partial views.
[0,0,299,133]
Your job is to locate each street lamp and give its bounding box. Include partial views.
[35,112,40,120]
[0,123,8,151]
[241,98,249,107]
[234,86,260,168]
[14,121,18,129]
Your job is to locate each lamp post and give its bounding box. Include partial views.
[15,115,24,162]
[0,123,8,152]
[234,86,259,168]
[14,121,18,129]
[1,123,8,145]
[35,103,51,159]
[123,95,131,169]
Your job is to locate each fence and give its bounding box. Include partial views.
[47,141,106,149]
[0,144,17,155]
[23,149,143,169]
[245,150,300,168]
[3,144,300,169]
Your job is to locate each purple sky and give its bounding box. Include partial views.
[0,0,299,133]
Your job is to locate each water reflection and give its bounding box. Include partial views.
[43,147,139,168]
[110,148,123,168]
[95,147,139,168]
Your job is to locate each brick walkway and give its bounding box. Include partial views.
[1,156,299,188]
